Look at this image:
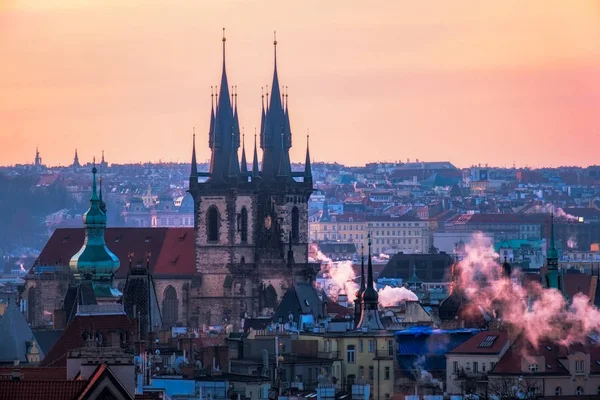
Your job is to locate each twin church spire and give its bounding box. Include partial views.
[190,30,312,185]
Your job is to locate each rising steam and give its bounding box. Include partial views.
[314,250,417,306]
[456,233,600,348]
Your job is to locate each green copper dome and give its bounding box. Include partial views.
[69,165,120,280]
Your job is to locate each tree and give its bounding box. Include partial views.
[485,376,541,400]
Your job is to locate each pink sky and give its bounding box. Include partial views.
[1,0,599,168]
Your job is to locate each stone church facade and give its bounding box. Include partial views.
[24,34,317,331]
[187,33,316,327]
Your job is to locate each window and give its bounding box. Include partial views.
[347,345,356,363]
[207,206,219,242]
[453,361,458,373]
[555,387,562,396]
[384,366,390,380]
[482,363,486,373]
[528,364,538,372]
[388,340,394,356]
[369,366,374,380]
[240,207,248,243]
[473,362,478,373]
[368,340,376,353]
[490,362,496,370]
[597,385,600,395]
[359,366,364,378]
[576,386,584,395]
[576,360,584,373]
[359,340,364,353]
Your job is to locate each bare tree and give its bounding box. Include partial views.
[485,376,541,400]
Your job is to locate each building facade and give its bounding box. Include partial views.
[366,216,431,255]
[186,33,316,327]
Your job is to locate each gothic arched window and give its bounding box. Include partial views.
[264,284,278,308]
[292,206,300,242]
[162,286,179,326]
[27,286,40,326]
[241,207,248,243]
[207,206,219,242]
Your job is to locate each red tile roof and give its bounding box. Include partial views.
[41,314,137,367]
[490,339,600,376]
[33,227,195,278]
[0,380,88,400]
[449,331,509,355]
[563,274,597,300]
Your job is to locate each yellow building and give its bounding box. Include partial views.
[309,213,366,252]
[366,215,431,255]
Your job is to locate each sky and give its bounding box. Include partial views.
[1,0,599,168]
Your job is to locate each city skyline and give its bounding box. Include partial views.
[1,1,599,168]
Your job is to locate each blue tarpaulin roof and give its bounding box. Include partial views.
[394,327,481,380]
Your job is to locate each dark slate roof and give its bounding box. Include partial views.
[32,330,64,357]
[273,283,324,324]
[0,304,36,363]
[242,318,272,333]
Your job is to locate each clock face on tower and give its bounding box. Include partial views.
[264,215,272,230]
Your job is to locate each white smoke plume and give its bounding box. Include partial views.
[455,232,600,348]
[314,249,417,306]
[530,203,578,221]
[413,355,441,388]
[567,235,577,249]
[378,286,418,307]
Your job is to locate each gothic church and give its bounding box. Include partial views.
[187,32,317,327]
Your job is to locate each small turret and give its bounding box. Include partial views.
[69,162,119,281]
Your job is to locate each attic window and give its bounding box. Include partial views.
[170,256,179,265]
[546,365,552,369]
[304,300,310,306]
[145,237,151,243]
[546,346,552,351]
[179,232,187,241]
[114,236,121,243]
[596,360,600,366]
[478,335,498,348]
[62,236,70,243]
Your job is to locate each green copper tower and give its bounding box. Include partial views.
[69,164,120,283]
[545,214,562,292]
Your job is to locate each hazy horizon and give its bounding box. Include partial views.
[1,1,599,168]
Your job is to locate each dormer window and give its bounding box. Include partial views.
[528,364,539,372]
[576,360,585,373]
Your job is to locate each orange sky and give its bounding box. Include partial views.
[1,0,599,168]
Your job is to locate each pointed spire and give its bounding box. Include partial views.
[363,233,379,306]
[252,130,260,177]
[260,87,265,138]
[240,130,248,174]
[269,31,282,113]
[91,157,98,201]
[548,213,558,260]
[190,128,198,179]
[99,176,107,214]
[101,150,105,164]
[228,128,239,177]
[359,244,366,294]
[208,86,216,149]
[304,132,312,180]
[278,128,286,177]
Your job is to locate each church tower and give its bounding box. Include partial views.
[357,235,384,331]
[69,163,120,304]
[544,214,563,293]
[187,31,315,327]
